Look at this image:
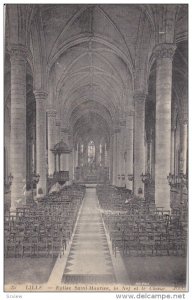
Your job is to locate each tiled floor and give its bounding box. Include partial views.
[61,188,116,284]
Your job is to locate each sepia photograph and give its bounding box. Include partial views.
[3,2,188,295]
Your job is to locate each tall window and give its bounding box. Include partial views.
[81,144,84,153]
[4,147,7,184]
[88,140,95,164]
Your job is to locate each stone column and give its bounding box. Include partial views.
[10,45,27,211]
[68,133,73,180]
[79,143,83,167]
[76,144,79,167]
[119,122,126,187]
[171,127,175,174]
[72,147,75,179]
[133,91,146,197]
[104,144,108,167]
[69,152,73,180]
[4,118,11,185]
[60,128,67,171]
[109,137,113,182]
[34,90,48,197]
[83,143,87,166]
[126,111,134,191]
[47,109,57,176]
[56,119,60,143]
[112,133,115,185]
[175,123,180,175]
[151,135,155,180]
[149,139,153,176]
[112,129,118,185]
[32,124,36,172]
[182,120,188,174]
[116,131,121,187]
[55,120,61,172]
[153,43,176,210]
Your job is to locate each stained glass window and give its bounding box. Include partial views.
[88,140,95,164]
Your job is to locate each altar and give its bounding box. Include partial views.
[74,139,110,183]
[75,165,109,183]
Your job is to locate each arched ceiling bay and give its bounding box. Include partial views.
[49,39,129,129]
[69,100,113,130]
[73,111,110,144]
[41,5,143,66]
[58,85,118,129]
[49,39,132,118]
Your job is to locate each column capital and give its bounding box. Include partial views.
[47,109,57,118]
[133,90,147,103]
[34,90,48,100]
[9,44,27,63]
[152,43,176,61]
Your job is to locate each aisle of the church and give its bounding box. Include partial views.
[61,187,116,284]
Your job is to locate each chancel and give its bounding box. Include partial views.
[4,4,188,291]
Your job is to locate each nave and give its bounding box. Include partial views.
[4,4,188,292]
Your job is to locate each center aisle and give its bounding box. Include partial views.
[62,187,116,284]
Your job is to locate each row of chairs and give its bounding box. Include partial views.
[4,184,86,258]
[108,216,187,257]
[97,184,187,257]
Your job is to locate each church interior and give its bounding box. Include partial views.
[4,4,188,290]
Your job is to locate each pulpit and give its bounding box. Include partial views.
[48,140,71,189]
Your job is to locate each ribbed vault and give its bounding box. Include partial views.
[73,112,110,145]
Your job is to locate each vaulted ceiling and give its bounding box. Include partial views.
[30,4,152,140]
[5,4,188,143]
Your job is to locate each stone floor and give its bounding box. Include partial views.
[61,188,116,284]
[123,256,187,287]
[4,258,56,284]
